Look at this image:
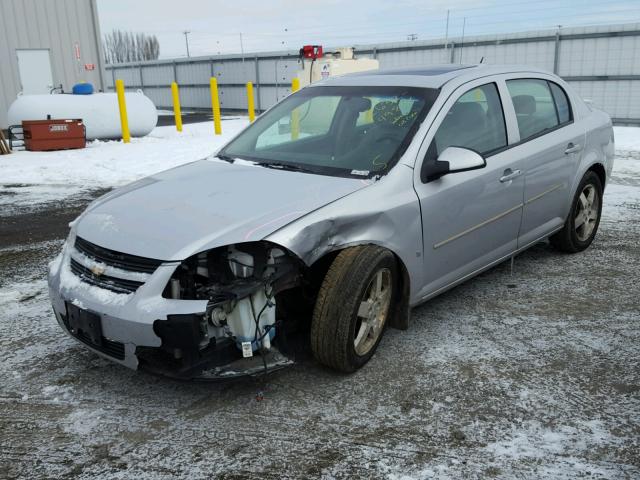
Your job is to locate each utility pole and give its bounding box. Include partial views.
[459,17,466,64]
[239,32,245,63]
[444,9,450,61]
[183,30,191,58]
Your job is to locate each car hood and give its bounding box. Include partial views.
[75,159,369,261]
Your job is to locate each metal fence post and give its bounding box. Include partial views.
[254,56,261,112]
[553,28,561,74]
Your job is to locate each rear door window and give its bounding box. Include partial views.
[507,79,560,141]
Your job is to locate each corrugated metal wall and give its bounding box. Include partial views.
[103,22,638,125]
[0,0,106,128]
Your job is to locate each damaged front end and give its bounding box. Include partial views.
[140,241,304,380]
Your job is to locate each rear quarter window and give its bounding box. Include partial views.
[549,82,572,124]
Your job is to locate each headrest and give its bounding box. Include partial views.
[344,96,371,113]
[449,102,486,125]
[513,95,536,115]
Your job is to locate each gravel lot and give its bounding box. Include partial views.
[1,152,639,479]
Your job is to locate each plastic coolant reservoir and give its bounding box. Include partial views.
[7,92,158,140]
[226,289,276,351]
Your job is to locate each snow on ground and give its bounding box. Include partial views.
[0,118,249,211]
[614,126,640,157]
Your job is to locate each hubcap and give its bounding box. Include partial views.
[575,183,600,242]
[354,268,392,356]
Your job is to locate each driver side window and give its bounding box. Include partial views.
[431,83,507,158]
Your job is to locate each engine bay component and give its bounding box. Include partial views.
[153,242,303,376]
[224,287,275,352]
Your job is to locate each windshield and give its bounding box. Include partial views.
[221,85,439,178]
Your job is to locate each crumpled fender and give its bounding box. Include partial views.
[266,165,424,316]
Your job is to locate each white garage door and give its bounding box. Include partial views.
[16,49,54,94]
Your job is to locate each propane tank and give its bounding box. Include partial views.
[7,91,158,140]
[297,47,379,87]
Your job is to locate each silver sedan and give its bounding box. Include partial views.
[48,64,614,378]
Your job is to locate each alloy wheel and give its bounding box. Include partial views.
[354,268,392,356]
[575,183,600,242]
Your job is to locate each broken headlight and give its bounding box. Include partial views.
[163,241,299,301]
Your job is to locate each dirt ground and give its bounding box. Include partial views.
[1,167,639,478]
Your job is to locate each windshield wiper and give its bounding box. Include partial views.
[216,154,235,163]
[255,161,314,173]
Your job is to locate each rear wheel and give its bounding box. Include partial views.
[550,171,603,253]
[311,246,397,372]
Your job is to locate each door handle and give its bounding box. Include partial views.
[564,143,582,154]
[500,169,522,183]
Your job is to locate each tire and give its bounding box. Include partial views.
[311,246,398,373]
[550,170,603,253]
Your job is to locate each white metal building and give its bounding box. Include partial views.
[0,0,106,128]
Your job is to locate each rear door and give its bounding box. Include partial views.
[413,79,525,300]
[503,77,585,247]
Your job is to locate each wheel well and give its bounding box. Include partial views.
[588,163,606,189]
[309,245,411,330]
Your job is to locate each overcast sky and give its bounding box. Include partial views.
[97,0,640,59]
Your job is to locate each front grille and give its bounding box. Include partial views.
[76,330,126,360]
[70,258,144,294]
[74,236,162,274]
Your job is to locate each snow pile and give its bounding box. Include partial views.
[615,126,640,158]
[0,118,249,210]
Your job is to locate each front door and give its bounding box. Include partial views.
[413,80,525,300]
[16,49,54,94]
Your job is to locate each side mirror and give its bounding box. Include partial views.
[421,146,487,182]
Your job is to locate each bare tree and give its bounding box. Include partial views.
[103,30,160,64]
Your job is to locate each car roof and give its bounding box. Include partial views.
[314,64,553,89]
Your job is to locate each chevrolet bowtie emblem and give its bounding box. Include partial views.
[90,265,105,276]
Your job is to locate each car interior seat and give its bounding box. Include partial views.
[512,94,538,139]
[435,101,488,154]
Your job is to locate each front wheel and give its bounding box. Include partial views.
[550,171,603,253]
[311,246,398,372]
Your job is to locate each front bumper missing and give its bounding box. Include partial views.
[52,291,293,381]
[49,247,294,380]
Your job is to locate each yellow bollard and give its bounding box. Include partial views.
[246,82,255,123]
[210,77,222,135]
[291,78,300,140]
[115,79,130,143]
[364,98,373,124]
[171,82,183,132]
